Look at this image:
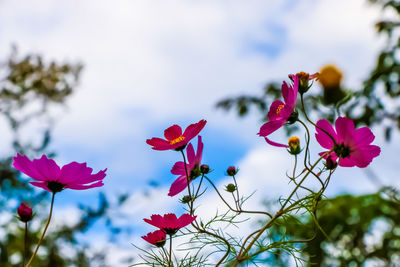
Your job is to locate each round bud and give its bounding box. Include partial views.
[226,166,238,176]
[225,183,236,193]
[17,202,33,222]
[200,164,210,174]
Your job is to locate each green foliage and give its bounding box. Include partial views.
[267,190,400,266]
[0,47,127,266]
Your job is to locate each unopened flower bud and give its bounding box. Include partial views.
[226,166,238,176]
[225,183,236,193]
[200,164,210,174]
[325,155,338,170]
[288,136,301,155]
[181,195,192,204]
[17,202,33,222]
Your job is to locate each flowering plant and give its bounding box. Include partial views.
[136,71,380,266]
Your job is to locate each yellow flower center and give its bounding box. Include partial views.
[297,71,310,80]
[318,65,342,88]
[288,136,300,148]
[169,136,185,145]
[276,104,285,115]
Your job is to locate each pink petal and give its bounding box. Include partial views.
[258,119,286,137]
[30,181,51,192]
[59,162,92,184]
[168,175,188,196]
[281,81,290,105]
[349,145,381,168]
[186,143,195,163]
[177,214,196,228]
[164,125,182,141]
[264,137,289,148]
[338,157,356,167]
[195,136,203,164]
[284,75,298,108]
[79,169,107,184]
[144,214,163,229]
[315,119,337,149]
[163,213,179,228]
[65,181,104,190]
[32,155,61,180]
[335,117,355,144]
[171,161,185,175]
[182,120,207,141]
[13,154,46,181]
[146,138,172,151]
[353,127,375,145]
[267,100,285,121]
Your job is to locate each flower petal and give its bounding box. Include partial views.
[315,119,337,149]
[32,155,61,181]
[177,214,196,228]
[182,120,207,141]
[353,127,375,146]
[195,136,203,164]
[59,162,92,184]
[30,181,51,192]
[146,138,172,151]
[164,125,182,141]
[168,176,188,196]
[258,119,286,137]
[65,181,104,190]
[186,143,195,163]
[265,137,289,148]
[267,100,285,121]
[171,161,185,175]
[144,214,164,229]
[335,117,355,144]
[13,154,46,181]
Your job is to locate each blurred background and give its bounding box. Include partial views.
[0,0,399,266]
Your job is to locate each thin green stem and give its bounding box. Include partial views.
[168,235,172,267]
[235,151,331,265]
[25,193,55,267]
[23,222,28,267]
[232,174,240,209]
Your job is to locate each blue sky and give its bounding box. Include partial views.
[0,0,396,264]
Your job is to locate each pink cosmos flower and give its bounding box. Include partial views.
[142,230,167,247]
[258,75,299,147]
[143,213,196,235]
[168,136,203,196]
[13,154,107,193]
[17,202,33,222]
[146,120,206,151]
[315,117,381,168]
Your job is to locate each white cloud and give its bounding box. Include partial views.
[0,0,397,265]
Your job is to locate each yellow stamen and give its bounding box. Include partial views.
[169,136,185,145]
[297,71,310,80]
[276,104,285,115]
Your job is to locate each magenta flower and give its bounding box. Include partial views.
[168,136,203,196]
[13,154,107,193]
[142,230,167,247]
[258,75,299,147]
[17,202,33,222]
[146,120,206,151]
[143,213,196,235]
[315,117,381,168]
